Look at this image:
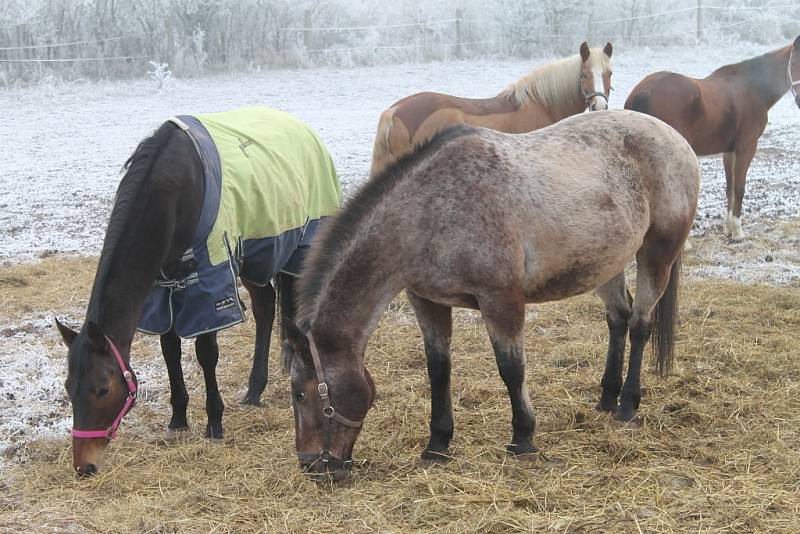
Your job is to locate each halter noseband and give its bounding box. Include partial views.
[580,85,609,107]
[71,336,137,440]
[296,335,362,473]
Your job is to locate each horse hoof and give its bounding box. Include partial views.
[595,401,618,414]
[612,414,642,430]
[420,449,452,463]
[204,427,224,441]
[729,232,746,243]
[165,427,190,440]
[240,396,262,407]
[507,442,538,457]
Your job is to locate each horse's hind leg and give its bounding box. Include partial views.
[241,280,277,406]
[196,332,224,439]
[407,291,454,461]
[595,273,632,413]
[478,292,537,455]
[161,328,189,432]
[616,245,678,424]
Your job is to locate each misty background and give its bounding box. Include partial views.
[1,0,799,84]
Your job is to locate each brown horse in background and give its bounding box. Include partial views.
[625,39,799,241]
[370,42,613,176]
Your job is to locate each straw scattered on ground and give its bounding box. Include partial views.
[1,256,799,533]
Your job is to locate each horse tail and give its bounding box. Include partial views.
[652,253,681,376]
[370,108,398,178]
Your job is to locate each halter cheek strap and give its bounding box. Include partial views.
[71,336,137,440]
[297,335,362,471]
[789,63,800,98]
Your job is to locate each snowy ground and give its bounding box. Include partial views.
[1,42,798,275]
[1,42,799,465]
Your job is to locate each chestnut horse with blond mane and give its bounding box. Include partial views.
[370,41,613,176]
[626,37,800,241]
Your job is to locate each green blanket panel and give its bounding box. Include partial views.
[197,107,341,266]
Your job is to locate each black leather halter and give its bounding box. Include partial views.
[296,335,362,473]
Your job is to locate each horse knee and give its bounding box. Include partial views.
[606,308,629,336]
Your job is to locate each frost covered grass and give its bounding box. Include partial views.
[1,42,799,283]
[1,257,799,532]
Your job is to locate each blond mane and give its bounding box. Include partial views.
[500,49,610,117]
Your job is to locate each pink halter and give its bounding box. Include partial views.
[71,336,137,440]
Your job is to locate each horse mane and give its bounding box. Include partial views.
[711,44,791,77]
[85,123,175,324]
[499,52,592,115]
[294,125,478,333]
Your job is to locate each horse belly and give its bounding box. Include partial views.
[521,221,645,303]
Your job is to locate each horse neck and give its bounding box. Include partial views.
[510,77,586,126]
[87,135,201,348]
[740,45,792,108]
[309,229,405,370]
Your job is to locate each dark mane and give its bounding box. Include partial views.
[294,124,478,332]
[85,122,176,324]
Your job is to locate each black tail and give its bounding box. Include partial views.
[651,254,681,376]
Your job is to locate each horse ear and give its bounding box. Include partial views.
[283,320,310,353]
[794,35,800,50]
[579,41,590,62]
[55,318,78,347]
[603,42,613,58]
[86,321,108,353]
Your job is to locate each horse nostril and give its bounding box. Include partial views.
[76,463,98,478]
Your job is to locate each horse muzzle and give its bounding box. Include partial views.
[298,450,353,483]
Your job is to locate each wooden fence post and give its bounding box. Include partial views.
[455,8,463,58]
[697,0,703,42]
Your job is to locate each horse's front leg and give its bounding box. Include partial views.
[407,291,454,461]
[479,292,537,456]
[241,280,277,406]
[160,328,189,433]
[195,332,224,439]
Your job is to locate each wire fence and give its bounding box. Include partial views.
[0,1,798,82]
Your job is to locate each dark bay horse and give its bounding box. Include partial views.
[283,110,700,481]
[55,108,340,476]
[625,39,799,241]
[370,42,613,176]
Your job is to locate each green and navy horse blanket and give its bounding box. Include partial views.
[138,107,341,338]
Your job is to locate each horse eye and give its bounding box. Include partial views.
[96,386,110,397]
[294,391,305,402]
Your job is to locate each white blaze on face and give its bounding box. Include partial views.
[590,52,608,111]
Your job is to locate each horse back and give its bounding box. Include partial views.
[370,91,521,177]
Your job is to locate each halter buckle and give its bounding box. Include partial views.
[317,382,329,397]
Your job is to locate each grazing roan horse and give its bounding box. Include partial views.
[369,41,613,176]
[625,38,800,241]
[282,110,700,481]
[790,36,800,109]
[55,107,341,476]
